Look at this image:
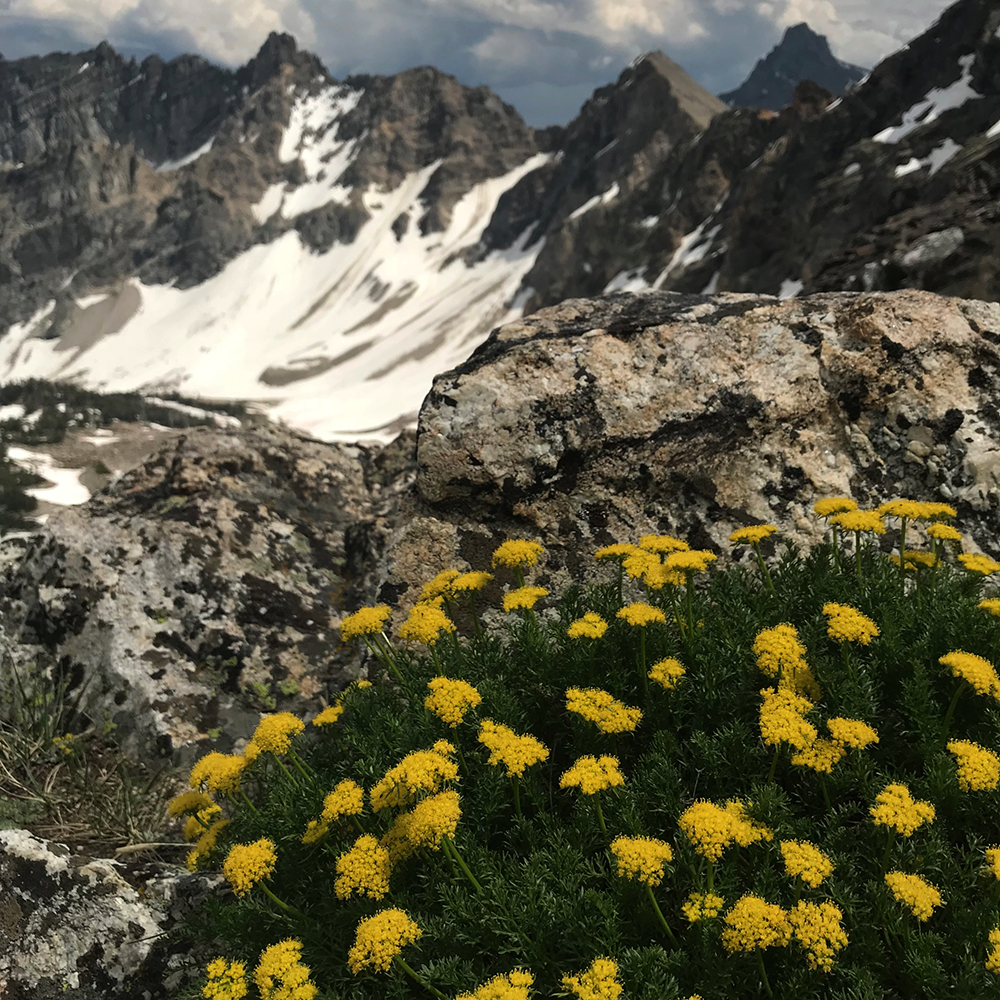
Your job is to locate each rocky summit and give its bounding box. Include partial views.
[720,22,867,112]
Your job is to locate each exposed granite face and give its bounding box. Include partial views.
[0,829,219,1000]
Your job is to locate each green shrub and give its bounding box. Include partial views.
[171,500,1000,1000]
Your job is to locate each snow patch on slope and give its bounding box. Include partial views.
[568,182,620,221]
[8,448,89,506]
[155,137,216,172]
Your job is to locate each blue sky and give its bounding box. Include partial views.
[0,1,956,127]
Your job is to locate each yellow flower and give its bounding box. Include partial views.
[978,598,1000,618]
[222,838,277,897]
[664,549,718,574]
[901,549,938,568]
[884,870,943,921]
[425,677,483,727]
[729,524,778,545]
[451,571,494,592]
[492,539,545,569]
[251,712,304,755]
[254,939,317,1000]
[649,657,686,690]
[870,783,935,837]
[678,799,772,862]
[752,624,819,698]
[986,847,1000,881]
[790,738,847,774]
[404,789,461,850]
[780,840,834,887]
[335,834,391,900]
[813,497,857,518]
[759,687,817,751]
[168,790,215,818]
[312,704,345,727]
[609,835,674,886]
[503,585,549,612]
[829,509,886,534]
[681,892,725,922]
[566,687,642,734]
[561,958,623,1000]
[399,602,457,646]
[340,605,392,640]
[477,719,549,777]
[189,752,246,795]
[567,612,609,639]
[203,957,248,1000]
[616,602,667,627]
[456,970,535,1000]
[622,549,659,581]
[787,901,848,972]
[878,499,935,519]
[638,534,690,554]
[826,717,879,748]
[927,522,962,541]
[947,740,1000,791]
[347,908,422,973]
[939,651,1000,699]
[183,804,222,841]
[721,895,791,953]
[987,927,1000,974]
[560,755,626,795]
[302,779,366,844]
[821,603,879,644]
[419,569,461,602]
[186,818,228,871]
[595,543,638,561]
[958,553,1000,575]
[370,743,458,811]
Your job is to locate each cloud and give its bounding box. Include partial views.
[0,0,957,127]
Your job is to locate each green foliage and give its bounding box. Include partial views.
[174,529,1000,1000]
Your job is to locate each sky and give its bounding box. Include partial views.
[0,0,957,127]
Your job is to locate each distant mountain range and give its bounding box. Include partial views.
[721,22,868,111]
[0,0,997,443]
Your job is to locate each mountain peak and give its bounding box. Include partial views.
[720,22,866,111]
[628,49,727,129]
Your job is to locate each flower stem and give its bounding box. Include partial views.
[237,790,261,816]
[645,884,679,948]
[685,575,695,642]
[259,881,306,920]
[289,749,314,784]
[511,775,523,820]
[638,628,648,695]
[820,776,831,810]
[767,746,780,784]
[594,793,607,834]
[881,829,897,872]
[855,530,863,587]
[831,524,840,570]
[753,541,775,594]
[395,956,449,1000]
[756,952,774,999]
[274,756,301,791]
[707,860,715,895]
[444,836,483,893]
[898,516,908,588]
[431,646,444,676]
[941,681,967,743]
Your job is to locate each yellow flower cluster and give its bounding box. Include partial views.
[988,928,1000,974]
[566,687,642,733]
[347,908,422,973]
[678,800,772,862]
[939,650,1000,699]
[884,870,943,921]
[826,717,879,749]
[721,895,791,953]
[186,818,229,872]
[829,509,885,534]
[927,522,962,541]
[203,957,248,1000]
[419,570,461,602]
[609,835,674,886]
[567,611,609,639]
[947,740,1000,791]
[189,752,247,795]
[813,497,857,518]
[790,738,846,774]
[381,790,462,862]
[311,704,345,727]
[780,840,834,887]
[477,720,549,777]
[457,969,535,1000]
[184,803,222,842]
[870,783,935,837]
[222,838,277,897]
[370,742,458,811]
[335,834,391,900]
[958,553,1000,575]
[986,848,1000,881]
[648,657,686,690]
[425,677,482,727]
[399,602,457,646]
[254,939,317,1000]
[594,543,638,561]
[492,539,545,569]
[638,534,689,554]
[664,550,718,575]
[759,687,817,751]
[681,892,725,922]
[452,570,494,593]
[503,585,549,612]
[729,524,778,545]
[302,779,366,844]
[168,790,214,818]
[752,623,818,698]
[340,604,392,640]
[251,712,304,755]
[787,901,848,972]
[878,499,954,520]
[560,755,625,795]
[822,603,880,644]
[561,957,623,1000]
[616,601,667,627]
[978,598,1000,617]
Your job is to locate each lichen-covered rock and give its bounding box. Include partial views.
[0,829,219,999]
